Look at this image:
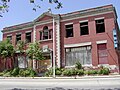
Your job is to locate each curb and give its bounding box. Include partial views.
[0,75,120,79]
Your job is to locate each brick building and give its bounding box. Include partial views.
[1,4,120,73]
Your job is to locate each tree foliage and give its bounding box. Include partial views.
[0,0,62,17]
[0,39,15,69]
[26,42,43,60]
[16,40,25,54]
[0,39,14,58]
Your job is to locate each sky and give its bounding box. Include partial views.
[0,0,120,41]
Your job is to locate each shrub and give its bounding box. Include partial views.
[19,69,25,76]
[11,67,20,76]
[3,72,11,77]
[28,68,37,77]
[84,70,98,75]
[76,69,84,76]
[75,61,82,69]
[0,68,36,77]
[55,67,62,75]
[62,69,76,76]
[0,72,4,76]
[19,68,36,77]
[44,68,53,77]
[98,67,110,75]
[62,69,72,76]
[44,67,64,76]
[56,70,62,75]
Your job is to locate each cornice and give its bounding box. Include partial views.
[61,7,115,21]
[2,22,33,33]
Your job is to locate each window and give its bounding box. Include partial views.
[96,19,105,33]
[80,22,89,35]
[40,26,52,40]
[7,35,12,41]
[65,24,73,38]
[16,34,21,44]
[40,31,42,40]
[49,30,52,39]
[43,26,48,40]
[26,32,31,43]
[65,46,92,66]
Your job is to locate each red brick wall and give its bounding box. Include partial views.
[60,12,118,66]
[2,10,119,68]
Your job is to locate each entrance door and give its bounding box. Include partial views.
[98,44,108,64]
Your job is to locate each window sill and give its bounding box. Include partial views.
[96,32,105,35]
[80,34,89,37]
[39,39,53,42]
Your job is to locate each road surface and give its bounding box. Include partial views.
[0,77,120,90]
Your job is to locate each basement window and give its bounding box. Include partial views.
[96,19,105,33]
[80,22,89,35]
[66,24,73,38]
[26,32,31,43]
[16,34,21,44]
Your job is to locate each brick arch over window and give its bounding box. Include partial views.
[40,26,52,40]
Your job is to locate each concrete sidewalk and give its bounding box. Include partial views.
[0,75,120,79]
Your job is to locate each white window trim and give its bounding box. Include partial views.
[79,20,88,23]
[65,22,73,25]
[16,32,22,35]
[7,34,12,36]
[25,30,32,33]
[95,17,105,20]
[96,40,107,44]
[39,39,52,42]
[64,42,92,48]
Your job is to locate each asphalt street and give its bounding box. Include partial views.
[0,76,120,90]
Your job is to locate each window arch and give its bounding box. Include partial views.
[43,26,49,40]
[40,26,52,40]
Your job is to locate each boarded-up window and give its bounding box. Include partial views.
[65,46,92,66]
[97,44,108,64]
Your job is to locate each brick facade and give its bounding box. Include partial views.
[1,4,120,73]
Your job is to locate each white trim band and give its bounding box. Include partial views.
[79,20,88,23]
[96,40,107,44]
[7,34,12,36]
[64,42,92,48]
[25,30,32,33]
[16,32,22,35]
[65,22,73,25]
[95,17,105,20]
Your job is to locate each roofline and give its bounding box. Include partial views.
[2,4,116,33]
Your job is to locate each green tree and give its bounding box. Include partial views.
[0,39,15,70]
[0,0,62,17]
[16,40,26,54]
[26,42,43,69]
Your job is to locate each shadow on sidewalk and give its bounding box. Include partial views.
[10,87,120,90]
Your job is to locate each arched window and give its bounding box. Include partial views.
[43,26,48,40]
